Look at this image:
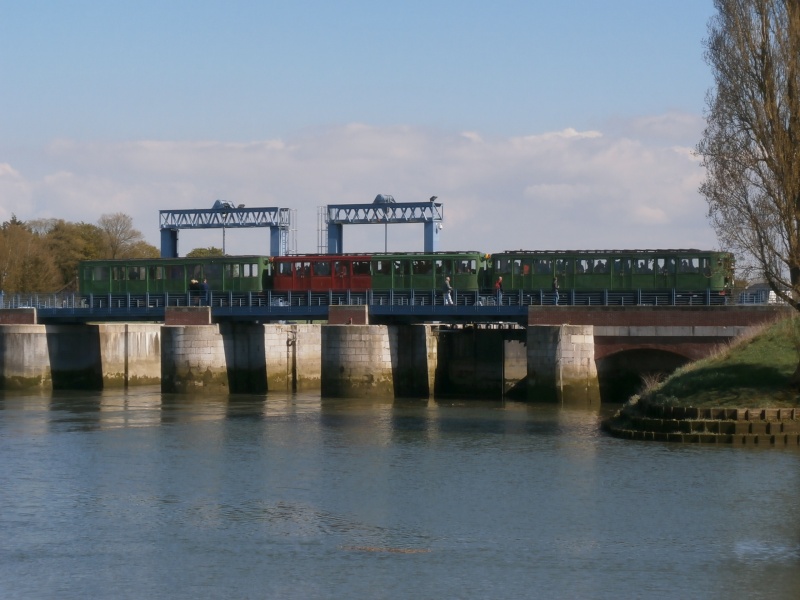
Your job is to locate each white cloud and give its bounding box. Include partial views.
[2,114,716,255]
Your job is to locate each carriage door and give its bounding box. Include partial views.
[332,261,347,290]
[657,257,676,289]
[393,259,409,290]
[612,258,631,290]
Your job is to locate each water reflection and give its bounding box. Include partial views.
[1,389,799,599]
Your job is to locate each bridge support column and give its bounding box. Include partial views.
[327,223,344,254]
[161,323,270,393]
[160,228,179,258]
[321,324,437,398]
[97,324,161,387]
[321,325,395,397]
[0,325,52,389]
[527,324,600,405]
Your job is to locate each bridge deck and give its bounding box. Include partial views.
[0,289,741,324]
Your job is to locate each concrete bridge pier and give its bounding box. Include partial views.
[321,324,437,398]
[0,325,53,389]
[527,324,601,405]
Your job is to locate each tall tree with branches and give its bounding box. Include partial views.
[697,0,800,308]
[97,212,146,259]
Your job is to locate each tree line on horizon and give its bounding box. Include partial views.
[0,212,227,294]
[0,212,161,294]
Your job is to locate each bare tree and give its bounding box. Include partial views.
[97,213,146,259]
[697,0,800,309]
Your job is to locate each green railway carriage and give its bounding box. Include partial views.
[79,256,272,295]
[370,251,487,291]
[490,250,734,292]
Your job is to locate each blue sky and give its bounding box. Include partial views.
[1,1,718,255]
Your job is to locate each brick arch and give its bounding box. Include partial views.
[595,347,693,403]
[593,336,732,361]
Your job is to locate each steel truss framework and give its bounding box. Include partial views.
[159,207,291,257]
[326,202,444,253]
[159,207,291,229]
[326,202,443,224]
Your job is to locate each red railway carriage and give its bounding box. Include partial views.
[271,254,373,292]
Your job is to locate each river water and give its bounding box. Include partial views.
[1,388,799,600]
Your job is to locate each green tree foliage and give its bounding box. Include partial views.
[0,217,61,292]
[0,212,155,293]
[697,0,800,308]
[97,212,148,259]
[126,240,161,258]
[30,219,105,291]
[186,247,225,257]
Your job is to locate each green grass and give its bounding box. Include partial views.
[641,317,800,408]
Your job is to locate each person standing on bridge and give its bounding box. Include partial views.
[443,276,454,305]
[201,278,210,306]
[495,276,503,305]
[552,276,559,305]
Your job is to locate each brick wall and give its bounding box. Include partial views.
[528,305,789,328]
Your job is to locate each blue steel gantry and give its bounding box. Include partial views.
[326,195,443,254]
[159,202,292,258]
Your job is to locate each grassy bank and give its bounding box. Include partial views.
[638,317,800,408]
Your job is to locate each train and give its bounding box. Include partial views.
[78,249,734,301]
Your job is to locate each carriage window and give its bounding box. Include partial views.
[593,259,608,274]
[657,258,675,275]
[169,266,185,280]
[352,261,370,275]
[312,261,331,276]
[92,266,109,281]
[226,264,241,278]
[634,258,654,274]
[511,259,522,275]
[148,266,164,280]
[373,259,389,275]
[700,258,712,276]
[533,259,551,275]
[460,259,476,274]
[679,258,700,273]
[435,259,449,275]
[189,265,203,281]
[294,261,310,277]
[276,262,292,276]
[412,260,431,275]
[112,266,124,281]
[204,264,222,280]
[495,258,512,275]
[613,259,629,274]
[393,261,409,275]
[127,266,145,281]
[243,263,257,277]
[576,259,594,274]
[556,259,569,275]
[333,261,348,277]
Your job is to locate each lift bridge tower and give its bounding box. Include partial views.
[323,195,443,254]
[159,200,293,257]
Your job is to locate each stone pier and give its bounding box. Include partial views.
[320,324,437,398]
[527,324,601,405]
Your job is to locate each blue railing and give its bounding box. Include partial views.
[0,288,732,324]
